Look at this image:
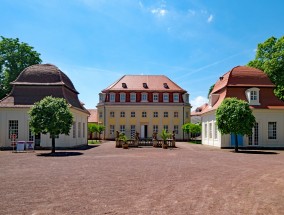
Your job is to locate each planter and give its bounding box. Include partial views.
[162,143,168,149]
[122,143,128,149]
[153,140,158,147]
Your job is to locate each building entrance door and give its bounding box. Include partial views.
[248,123,259,145]
[140,125,148,139]
[35,133,41,147]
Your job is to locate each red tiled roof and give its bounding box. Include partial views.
[88,109,98,123]
[103,75,186,92]
[202,66,284,114]
[191,103,209,116]
[212,66,275,94]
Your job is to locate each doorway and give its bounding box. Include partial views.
[248,123,259,145]
[35,133,41,147]
[140,125,148,139]
[230,134,243,147]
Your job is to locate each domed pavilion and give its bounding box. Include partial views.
[0,64,89,149]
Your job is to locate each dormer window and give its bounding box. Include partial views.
[245,88,260,105]
[141,93,148,102]
[163,83,169,89]
[143,83,148,88]
[120,93,126,102]
[122,83,127,88]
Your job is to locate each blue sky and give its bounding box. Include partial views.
[1,0,284,109]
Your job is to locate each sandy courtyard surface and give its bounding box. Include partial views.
[0,142,283,215]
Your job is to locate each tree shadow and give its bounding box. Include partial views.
[37,152,83,157]
[233,150,278,155]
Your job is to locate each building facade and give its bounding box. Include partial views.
[0,64,89,148]
[97,75,191,140]
[200,66,284,148]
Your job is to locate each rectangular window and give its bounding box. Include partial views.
[209,123,212,139]
[110,93,115,102]
[83,123,85,138]
[163,93,169,102]
[9,120,18,139]
[153,112,158,118]
[173,93,179,102]
[164,112,168,118]
[120,93,126,102]
[174,125,179,134]
[153,94,159,102]
[163,125,168,132]
[28,127,34,141]
[249,123,259,145]
[204,123,208,138]
[130,93,136,102]
[268,122,277,139]
[110,125,115,135]
[142,93,148,102]
[251,91,257,101]
[73,122,76,138]
[99,112,103,118]
[120,111,125,117]
[78,122,81,138]
[153,125,158,133]
[142,111,147,118]
[131,112,135,117]
[120,125,125,133]
[174,112,178,118]
[110,111,115,117]
[186,112,189,118]
[131,125,136,139]
[214,122,218,139]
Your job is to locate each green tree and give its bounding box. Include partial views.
[182,123,201,142]
[160,129,170,144]
[0,36,42,99]
[208,84,215,98]
[216,98,256,152]
[29,96,73,153]
[88,123,97,140]
[97,125,105,140]
[248,36,284,100]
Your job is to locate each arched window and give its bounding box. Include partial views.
[245,88,260,105]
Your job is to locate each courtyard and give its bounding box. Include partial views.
[0,142,283,215]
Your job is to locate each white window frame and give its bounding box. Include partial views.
[164,112,168,118]
[110,125,115,135]
[153,93,159,102]
[120,125,125,133]
[9,120,18,139]
[245,88,260,105]
[214,122,218,140]
[174,112,178,118]
[163,93,169,102]
[209,122,212,139]
[204,123,208,139]
[141,93,148,102]
[174,125,179,134]
[109,93,115,102]
[163,125,168,132]
[173,93,179,102]
[120,111,125,118]
[268,122,277,140]
[142,111,147,118]
[120,93,126,102]
[153,112,158,118]
[131,111,135,117]
[130,93,136,102]
[110,111,115,117]
[153,125,158,133]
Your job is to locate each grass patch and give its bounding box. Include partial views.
[88,140,101,144]
[187,140,202,144]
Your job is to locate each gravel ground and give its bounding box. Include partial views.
[0,142,283,215]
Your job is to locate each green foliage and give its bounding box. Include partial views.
[160,129,170,141]
[0,36,42,99]
[182,123,201,135]
[248,36,284,100]
[29,96,73,153]
[208,84,215,98]
[88,123,105,140]
[118,132,128,142]
[216,98,256,152]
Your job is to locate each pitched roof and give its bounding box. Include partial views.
[88,109,98,123]
[102,75,186,92]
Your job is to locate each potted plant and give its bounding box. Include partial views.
[160,129,170,149]
[118,133,128,149]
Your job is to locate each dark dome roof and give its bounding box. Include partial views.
[12,64,78,93]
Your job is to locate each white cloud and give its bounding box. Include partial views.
[190,96,208,110]
[207,14,213,23]
[151,8,167,16]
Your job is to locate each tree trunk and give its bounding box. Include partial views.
[234,134,238,153]
[52,136,56,154]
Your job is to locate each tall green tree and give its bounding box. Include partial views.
[182,123,201,141]
[0,36,42,99]
[216,98,256,152]
[29,96,73,153]
[88,123,97,140]
[97,125,105,140]
[248,36,284,100]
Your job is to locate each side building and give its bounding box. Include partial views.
[97,75,191,140]
[0,64,89,149]
[200,66,284,149]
